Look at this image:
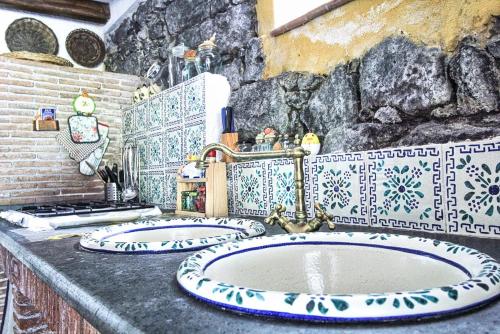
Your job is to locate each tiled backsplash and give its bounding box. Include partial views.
[122,73,230,209]
[227,137,500,239]
[0,56,139,206]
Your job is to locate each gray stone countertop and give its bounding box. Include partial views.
[0,215,498,334]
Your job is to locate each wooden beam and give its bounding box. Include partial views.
[270,0,354,37]
[0,0,110,24]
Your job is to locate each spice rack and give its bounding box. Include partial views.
[175,162,228,218]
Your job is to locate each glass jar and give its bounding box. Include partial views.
[195,185,206,213]
[195,36,222,74]
[167,44,188,87]
[182,50,199,82]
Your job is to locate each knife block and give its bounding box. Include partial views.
[220,133,238,163]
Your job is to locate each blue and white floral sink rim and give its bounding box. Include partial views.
[79,217,266,254]
[177,232,500,323]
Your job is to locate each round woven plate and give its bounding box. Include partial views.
[1,51,73,67]
[66,29,105,68]
[6,18,58,55]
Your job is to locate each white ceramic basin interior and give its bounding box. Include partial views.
[178,232,500,322]
[80,217,265,253]
[205,245,467,295]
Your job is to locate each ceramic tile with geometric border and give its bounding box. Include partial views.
[164,171,178,210]
[183,120,206,158]
[311,152,368,226]
[226,164,235,214]
[183,75,205,122]
[164,126,184,167]
[139,171,148,203]
[444,138,500,238]
[146,170,166,206]
[147,131,163,170]
[136,136,148,171]
[232,161,269,217]
[266,158,313,219]
[148,94,163,131]
[122,106,135,136]
[367,145,445,233]
[164,85,183,127]
[135,100,148,134]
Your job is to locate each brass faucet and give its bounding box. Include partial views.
[196,136,336,233]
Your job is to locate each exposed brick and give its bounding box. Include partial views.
[0,57,137,205]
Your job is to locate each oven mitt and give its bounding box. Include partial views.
[56,123,109,162]
[68,115,100,144]
[79,137,110,175]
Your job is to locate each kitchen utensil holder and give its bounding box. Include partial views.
[105,183,119,202]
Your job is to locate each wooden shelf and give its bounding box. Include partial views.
[176,162,228,218]
[174,210,206,218]
[176,177,207,183]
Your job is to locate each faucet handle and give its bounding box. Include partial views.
[314,203,335,230]
[264,204,286,225]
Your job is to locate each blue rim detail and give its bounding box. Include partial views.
[101,224,246,241]
[202,241,473,277]
[178,282,500,323]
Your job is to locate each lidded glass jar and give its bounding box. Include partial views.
[181,50,199,82]
[195,34,222,74]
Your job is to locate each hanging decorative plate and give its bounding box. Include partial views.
[65,29,105,67]
[80,217,266,254]
[5,18,58,55]
[0,51,73,67]
[178,232,500,323]
[72,91,96,115]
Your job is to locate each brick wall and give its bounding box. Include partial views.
[0,56,140,206]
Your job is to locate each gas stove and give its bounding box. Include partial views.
[0,201,162,230]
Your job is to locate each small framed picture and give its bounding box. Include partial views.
[39,107,57,120]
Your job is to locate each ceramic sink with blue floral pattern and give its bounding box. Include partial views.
[80,217,265,254]
[177,232,500,322]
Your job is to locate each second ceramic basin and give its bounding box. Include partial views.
[80,217,265,253]
[177,232,500,322]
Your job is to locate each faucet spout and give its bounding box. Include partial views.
[197,137,332,233]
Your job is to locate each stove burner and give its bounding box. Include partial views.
[18,201,154,218]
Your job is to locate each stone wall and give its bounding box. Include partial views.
[105,0,500,154]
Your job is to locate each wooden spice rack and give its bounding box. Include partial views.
[175,162,228,218]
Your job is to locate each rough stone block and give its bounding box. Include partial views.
[449,39,500,115]
[359,36,452,116]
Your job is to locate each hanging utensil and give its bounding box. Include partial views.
[122,139,139,202]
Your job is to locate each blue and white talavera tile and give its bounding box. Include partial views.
[139,172,148,203]
[444,138,500,238]
[367,145,445,232]
[147,131,163,169]
[232,161,269,216]
[227,165,235,214]
[164,171,178,210]
[183,121,205,157]
[184,76,205,121]
[267,158,313,218]
[164,126,184,167]
[311,152,368,226]
[135,100,148,134]
[122,106,135,136]
[147,170,165,206]
[136,137,148,171]
[149,94,163,130]
[164,86,183,127]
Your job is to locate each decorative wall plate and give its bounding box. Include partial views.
[177,232,500,323]
[80,217,266,253]
[66,29,105,67]
[0,51,72,67]
[5,18,58,55]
